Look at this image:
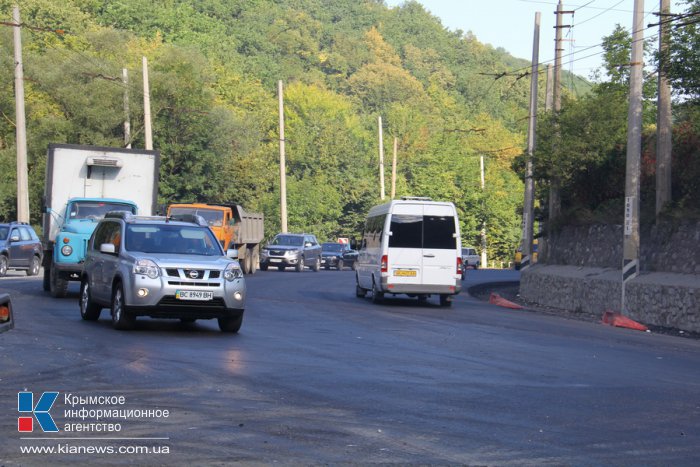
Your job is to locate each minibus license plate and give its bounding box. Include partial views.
[394,269,416,277]
[176,290,213,301]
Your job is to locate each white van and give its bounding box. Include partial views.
[355,197,462,306]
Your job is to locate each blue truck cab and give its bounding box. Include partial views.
[43,198,138,297]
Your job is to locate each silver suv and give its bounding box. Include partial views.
[259,233,321,272]
[79,212,246,332]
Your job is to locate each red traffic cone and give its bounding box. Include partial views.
[601,310,648,332]
[489,292,524,310]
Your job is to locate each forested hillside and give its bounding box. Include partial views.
[0,0,583,260]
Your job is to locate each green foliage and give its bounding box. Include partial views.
[0,0,553,260]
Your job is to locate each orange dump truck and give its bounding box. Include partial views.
[167,203,264,274]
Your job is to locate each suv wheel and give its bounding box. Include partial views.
[218,313,243,333]
[296,256,305,272]
[26,256,40,276]
[79,279,101,321]
[49,265,69,298]
[0,255,7,277]
[111,284,135,330]
[312,257,320,272]
[337,259,344,271]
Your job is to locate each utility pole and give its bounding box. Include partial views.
[13,5,29,223]
[391,137,397,199]
[656,0,672,217]
[549,1,572,227]
[622,0,645,313]
[123,68,131,149]
[545,64,553,112]
[378,116,385,200]
[278,80,288,233]
[142,57,153,150]
[480,154,488,268]
[520,11,540,270]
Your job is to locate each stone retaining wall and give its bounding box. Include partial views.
[520,266,700,333]
[542,220,700,274]
[521,220,700,332]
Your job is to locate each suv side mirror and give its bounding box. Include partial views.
[226,248,239,259]
[304,242,312,248]
[100,243,116,254]
[10,234,20,242]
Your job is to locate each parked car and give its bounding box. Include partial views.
[321,242,359,270]
[462,247,480,269]
[0,222,43,277]
[79,211,246,332]
[259,233,321,272]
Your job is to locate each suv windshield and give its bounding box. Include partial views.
[125,224,223,256]
[322,243,344,252]
[70,201,135,220]
[270,235,304,247]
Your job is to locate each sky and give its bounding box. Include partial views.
[385,0,684,81]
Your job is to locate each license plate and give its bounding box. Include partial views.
[176,290,213,301]
[394,269,417,277]
[270,258,282,263]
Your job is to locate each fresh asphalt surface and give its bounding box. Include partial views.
[1,267,699,465]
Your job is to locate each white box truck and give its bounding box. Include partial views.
[42,144,159,297]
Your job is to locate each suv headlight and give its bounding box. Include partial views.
[224,262,243,281]
[134,259,160,279]
[285,249,300,257]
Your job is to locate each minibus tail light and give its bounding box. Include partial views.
[457,257,463,274]
[381,255,388,273]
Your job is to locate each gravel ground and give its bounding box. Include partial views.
[468,281,700,340]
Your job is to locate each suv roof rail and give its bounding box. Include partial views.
[400,196,433,201]
[168,213,208,226]
[104,211,133,220]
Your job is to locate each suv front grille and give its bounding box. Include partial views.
[269,249,286,256]
[165,268,221,279]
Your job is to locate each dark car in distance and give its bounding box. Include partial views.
[321,242,358,270]
[0,222,43,277]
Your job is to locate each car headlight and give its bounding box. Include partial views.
[61,245,73,256]
[285,250,299,257]
[224,262,243,281]
[133,259,160,279]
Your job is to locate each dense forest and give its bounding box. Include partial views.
[1,0,698,262]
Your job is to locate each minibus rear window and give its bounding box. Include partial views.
[389,215,422,248]
[423,216,456,249]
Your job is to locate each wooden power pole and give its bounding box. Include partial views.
[622,0,645,312]
[13,6,29,223]
[278,80,288,233]
[142,57,153,150]
[520,11,540,270]
[378,116,385,200]
[656,0,672,216]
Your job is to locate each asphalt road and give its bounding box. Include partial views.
[1,268,699,466]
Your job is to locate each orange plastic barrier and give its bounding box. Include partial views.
[489,293,523,310]
[601,310,649,332]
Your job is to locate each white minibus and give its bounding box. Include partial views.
[355,197,462,306]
